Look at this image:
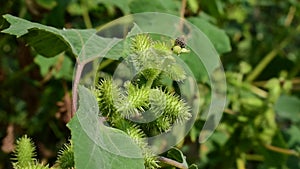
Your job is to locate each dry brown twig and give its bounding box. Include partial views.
[1,124,15,153]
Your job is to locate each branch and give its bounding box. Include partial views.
[72,61,85,117]
[245,154,264,161]
[246,37,290,82]
[284,6,296,27]
[246,25,300,82]
[158,156,188,169]
[81,0,92,29]
[236,157,246,169]
[179,0,187,31]
[264,144,300,157]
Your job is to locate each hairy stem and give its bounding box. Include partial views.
[145,73,158,89]
[146,78,155,89]
[158,156,188,169]
[72,61,85,116]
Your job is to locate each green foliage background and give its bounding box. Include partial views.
[0,0,300,168]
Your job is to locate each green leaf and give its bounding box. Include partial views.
[187,17,231,54]
[180,52,208,83]
[1,14,121,61]
[104,39,131,60]
[67,86,144,169]
[129,0,180,15]
[34,54,73,80]
[34,55,59,76]
[200,0,224,17]
[275,95,300,122]
[22,28,69,57]
[97,0,132,14]
[36,0,57,10]
[187,0,199,14]
[103,23,141,60]
[67,3,84,16]
[285,125,300,146]
[167,147,188,168]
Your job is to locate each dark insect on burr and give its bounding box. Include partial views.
[171,36,190,55]
[174,36,186,48]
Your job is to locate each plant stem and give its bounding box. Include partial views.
[81,0,92,29]
[250,85,268,98]
[98,59,114,70]
[179,0,187,31]
[289,60,300,78]
[264,144,300,157]
[246,25,300,82]
[158,156,188,169]
[146,76,155,89]
[284,6,296,27]
[145,71,160,89]
[245,154,264,161]
[72,61,85,116]
[224,108,236,115]
[236,157,246,169]
[246,38,290,82]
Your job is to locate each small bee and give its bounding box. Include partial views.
[171,36,190,55]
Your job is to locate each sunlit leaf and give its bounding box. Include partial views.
[1,14,121,61]
[67,86,144,169]
[275,95,300,122]
[188,17,231,54]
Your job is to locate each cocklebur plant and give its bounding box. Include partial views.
[11,135,74,169]
[1,13,223,169]
[94,34,191,168]
[11,135,36,168]
[55,142,74,169]
[11,135,49,169]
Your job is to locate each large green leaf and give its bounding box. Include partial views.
[275,95,300,122]
[21,28,69,57]
[187,17,231,54]
[67,86,144,169]
[1,14,121,62]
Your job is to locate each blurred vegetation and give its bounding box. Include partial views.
[0,0,300,168]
